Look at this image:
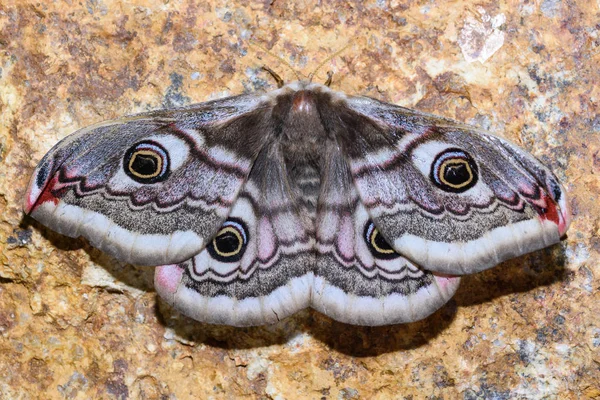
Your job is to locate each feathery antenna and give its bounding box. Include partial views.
[308,41,353,84]
[249,40,302,84]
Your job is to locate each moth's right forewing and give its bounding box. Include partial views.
[25,94,274,266]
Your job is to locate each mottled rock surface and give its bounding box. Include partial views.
[1,0,598,398]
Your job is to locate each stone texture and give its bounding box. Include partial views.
[1,0,598,398]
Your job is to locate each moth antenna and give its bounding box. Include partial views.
[309,41,353,85]
[262,66,285,88]
[324,71,333,87]
[249,40,302,82]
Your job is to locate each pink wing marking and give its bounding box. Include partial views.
[258,216,277,261]
[154,264,184,295]
[336,214,356,260]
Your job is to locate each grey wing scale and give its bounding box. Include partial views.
[24,94,272,266]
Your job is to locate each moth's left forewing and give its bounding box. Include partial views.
[343,95,570,275]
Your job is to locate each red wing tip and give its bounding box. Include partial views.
[23,193,35,214]
[536,192,571,237]
[23,167,61,215]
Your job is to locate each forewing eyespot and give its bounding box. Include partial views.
[364,221,400,260]
[430,148,478,192]
[207,218,249,263]
[124,141,170,183]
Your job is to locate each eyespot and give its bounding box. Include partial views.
[430,148,478,192]
[123,141,170,183]
[364,221,400,260]
[207,218,249,263]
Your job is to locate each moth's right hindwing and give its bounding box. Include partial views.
[24,94,272,266]
[312,147,460,326]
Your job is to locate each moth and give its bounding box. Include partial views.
[24,71,571,326]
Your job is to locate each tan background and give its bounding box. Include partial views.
[1,0,599,398]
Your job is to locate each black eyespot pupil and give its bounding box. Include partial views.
[214,231,240,253]
[373,231,394,252]
[131,154,159,175]
[207,218,248,263]
[430,148,479,193]
[444,162,470,185]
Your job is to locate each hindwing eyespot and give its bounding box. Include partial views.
[364,221,400,260]
[207,218,249,263]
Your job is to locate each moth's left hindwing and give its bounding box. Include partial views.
[154,145,315,326]
[24,94,272,265]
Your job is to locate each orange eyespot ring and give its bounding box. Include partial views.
[124,141,170,183]
[364,221,400,260]
[430,148,478,192]
[208,218,248,263]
